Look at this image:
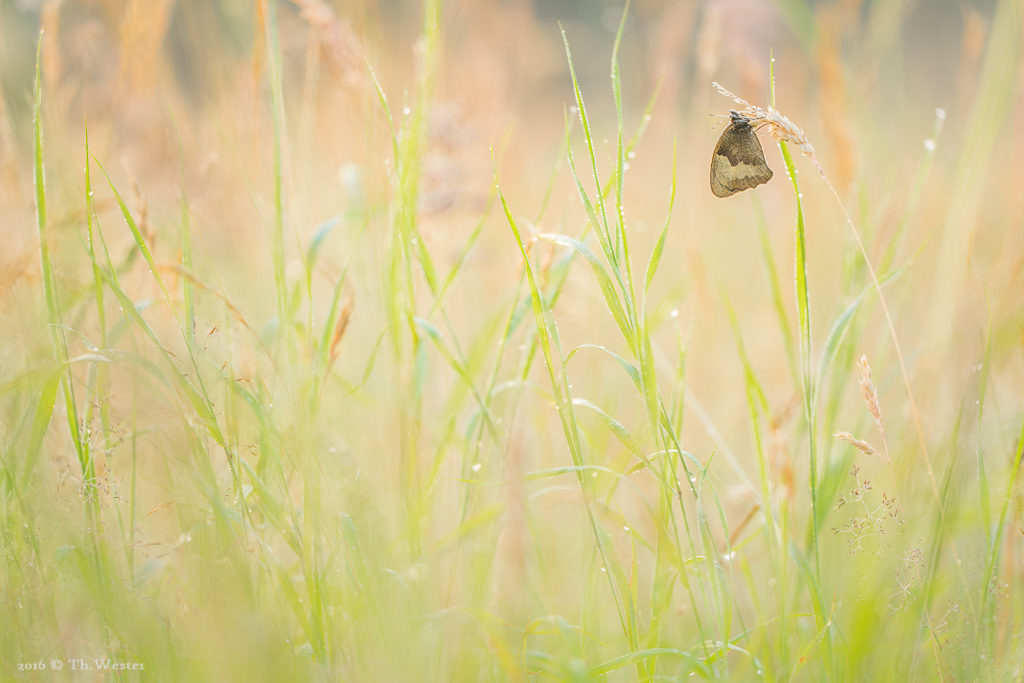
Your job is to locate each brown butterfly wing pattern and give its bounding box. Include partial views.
[710,112,774,198]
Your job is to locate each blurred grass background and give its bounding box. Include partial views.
[1,0,1023,680]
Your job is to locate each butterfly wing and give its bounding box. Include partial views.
[710,123,774,198]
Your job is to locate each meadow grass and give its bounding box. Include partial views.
[1,1,1023,681]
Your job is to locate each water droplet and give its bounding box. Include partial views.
[403,107,411,115]
[471,463,482,472]
[936,108,946,120]
[924,139,936,151]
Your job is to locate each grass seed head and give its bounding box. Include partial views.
[857,355,884,432]
[834,430,887,464]
[712,82,816,158]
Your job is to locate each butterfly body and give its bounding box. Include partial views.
[710,110,774,198]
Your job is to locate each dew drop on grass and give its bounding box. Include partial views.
[936,107,946,120]
[403,107,411,115]
[627,151,635,159]
[670,309,679,318]
[471,463,481,472]
[924,139,936,151]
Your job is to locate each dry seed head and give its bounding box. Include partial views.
[712,82,815,158]
[292,0,363,86]
[834,430,888,464]
[328,293,355,364]
[857,354,885,436]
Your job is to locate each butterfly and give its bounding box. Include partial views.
[710,110,774,198]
